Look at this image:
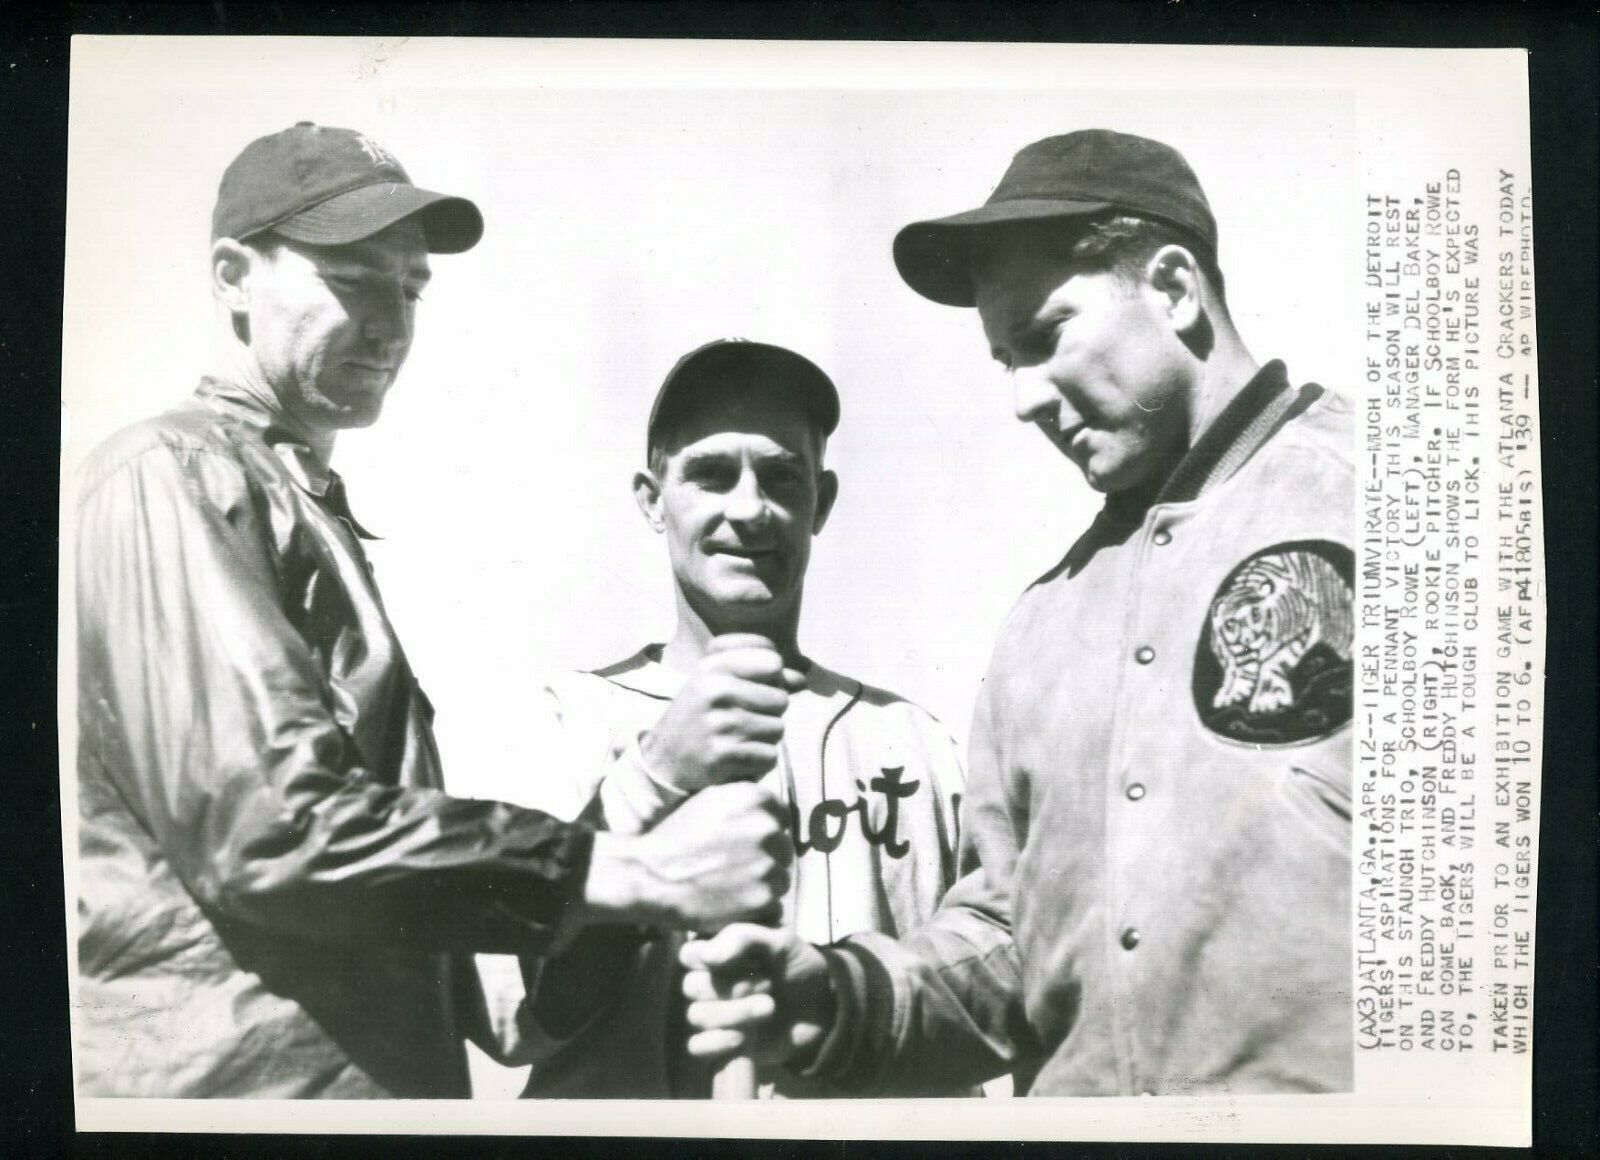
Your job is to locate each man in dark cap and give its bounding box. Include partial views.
[473,340,967,1097]
[681,130,1356,1096]
[73,125,794,1098]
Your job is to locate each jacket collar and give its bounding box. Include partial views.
[194,377,379,538]
[1095,359,1314,531]
[1156,359,1312,505]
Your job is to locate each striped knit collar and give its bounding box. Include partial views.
[1097,359,1313,531]
[1156,359,1309,505]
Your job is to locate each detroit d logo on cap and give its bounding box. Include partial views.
[356,133,399,171]
[1192,540,1355,745]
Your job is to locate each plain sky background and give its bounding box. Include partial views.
[62,39,1362,800]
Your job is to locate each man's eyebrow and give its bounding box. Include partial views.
[318,252,432,284]
[676,447,736,468]
[1005,301,1070,352]
[678,445,804,468]
[1006,310,1049,347]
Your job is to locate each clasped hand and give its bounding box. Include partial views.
[641,633,808,793]
[678,923,835,1069]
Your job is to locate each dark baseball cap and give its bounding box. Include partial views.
[212,122,484,254]
[646,340,841,457]
[893,129,1217,307]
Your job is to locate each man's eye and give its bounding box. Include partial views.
[761,468,803,491]
[687,465,736,489]
[327,275,371,297]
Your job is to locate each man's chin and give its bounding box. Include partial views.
[345,409,385,429]
[1076,454,1113,493]
[712,585,783,608]
[698,576,796,616]
[1080,450,1154,495]
[320,400,386,430]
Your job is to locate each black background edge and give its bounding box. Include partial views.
[1,3,1593,1158]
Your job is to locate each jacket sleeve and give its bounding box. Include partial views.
[803,680,1033,1094]
[75,442,592,956]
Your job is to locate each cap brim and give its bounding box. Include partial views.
[271,183,484,254]
[892,197,1113,307]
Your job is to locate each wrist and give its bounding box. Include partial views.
[600,737,692,835]
[638,730,694,793]
[792,944,874,1086]
[637,730,702,796]
[785,945,839,1070]
[582,831,664,926]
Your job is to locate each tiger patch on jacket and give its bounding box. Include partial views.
[1192,540,1354,744]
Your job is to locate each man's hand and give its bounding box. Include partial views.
[641,634,807,793]
[679,924,835,1069]
[583,782,793,931]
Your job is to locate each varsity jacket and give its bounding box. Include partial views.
[811,361,1357,1096]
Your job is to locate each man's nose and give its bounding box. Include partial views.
[724,468,770,524]
[362,289,412,348]
[1011,364,1064,425]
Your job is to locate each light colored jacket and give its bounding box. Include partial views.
[812,361,1356,1096]
[475,646,966,1096]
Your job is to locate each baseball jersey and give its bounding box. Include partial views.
[473,645,966,1096]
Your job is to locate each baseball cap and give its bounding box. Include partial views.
[646,340,841,457]
[892,129,1217,307]
[212,122,484,254]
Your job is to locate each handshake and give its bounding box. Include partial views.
[580,634,809,933]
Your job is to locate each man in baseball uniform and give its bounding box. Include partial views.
[476,340,967,1097]
[73,125,792,1098]
[681,131,1356,1096]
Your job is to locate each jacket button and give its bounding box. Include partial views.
[1135,646,1155,664]
[1152,529,1171,546]
[1126,782,1146,801]
[1121,927,1141,951]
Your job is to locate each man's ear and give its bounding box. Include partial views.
[1145,244,1203,334]
[813,469,839,534]
[211,238,256,316]
[633,469,666,533]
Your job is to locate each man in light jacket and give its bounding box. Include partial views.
[681,131,1355,1097]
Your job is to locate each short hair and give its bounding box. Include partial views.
[982,213,1228,306]
[1071,214,1227,301]
[240,229,288,257]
